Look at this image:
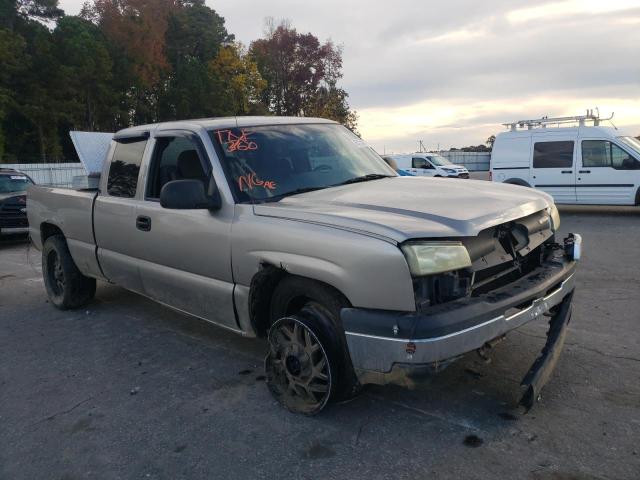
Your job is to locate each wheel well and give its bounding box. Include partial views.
[504,178,531,187]
[41,223,64,243]
[248,264,349,337]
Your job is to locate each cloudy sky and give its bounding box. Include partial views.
[59,0,640,152]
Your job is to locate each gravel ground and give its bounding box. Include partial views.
[1,206,639,480]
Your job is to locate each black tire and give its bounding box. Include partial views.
[42,234,96,309]
[267,276,358,412]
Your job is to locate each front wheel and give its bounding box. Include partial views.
[266,313,335,415]
[42,234,96,309]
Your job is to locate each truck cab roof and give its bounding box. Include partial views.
[114,116,337,139]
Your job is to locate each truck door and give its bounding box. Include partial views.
[531,139,577,203]
[576,139,640,205]
[134,131,237,330]
[410,157,436,177]
[94,135,149,293]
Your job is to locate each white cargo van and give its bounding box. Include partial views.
[491,113,640,205]
[389,153,470,178]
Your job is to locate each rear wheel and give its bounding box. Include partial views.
[42,235,96,309]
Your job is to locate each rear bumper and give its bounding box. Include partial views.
[342,249,577,390]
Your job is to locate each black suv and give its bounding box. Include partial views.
[0,168,34,234]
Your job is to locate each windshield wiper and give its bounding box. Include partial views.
[337,173,395,185]
[255,174,394,203]
[257,186,327,203]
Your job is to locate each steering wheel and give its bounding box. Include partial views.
[313,164,332,171]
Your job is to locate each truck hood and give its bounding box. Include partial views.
[253,177,552,243]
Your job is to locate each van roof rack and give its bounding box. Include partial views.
[503,109,614,131]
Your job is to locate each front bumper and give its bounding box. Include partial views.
[0,210,28,230]
[342,244,578,400]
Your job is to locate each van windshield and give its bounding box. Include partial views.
[428,155,452,166]
[618,136,640,156]
[209,124,396,203]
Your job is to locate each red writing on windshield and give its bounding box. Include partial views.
[216,129,258,152]
[238,173,277,192]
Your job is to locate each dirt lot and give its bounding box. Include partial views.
[1,206,639,480]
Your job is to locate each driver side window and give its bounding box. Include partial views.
[582,140,640,170]
[146,136,209,199]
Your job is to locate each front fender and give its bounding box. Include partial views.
[231,206,416,312]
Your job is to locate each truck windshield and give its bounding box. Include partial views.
[618,136,640,156]
[0,174,33,193]
[209,124,396,203]
[428,155,452,166]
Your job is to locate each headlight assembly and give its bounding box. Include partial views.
[548,204,560,231]
[401,241,472,276]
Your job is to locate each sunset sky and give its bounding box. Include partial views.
[59,0,640,153]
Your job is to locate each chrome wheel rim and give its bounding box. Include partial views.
[265,316,332,414]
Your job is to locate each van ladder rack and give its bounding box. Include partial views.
[503,109,614,131]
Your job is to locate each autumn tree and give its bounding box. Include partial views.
[249,21,358,131]
[0,2,358,163]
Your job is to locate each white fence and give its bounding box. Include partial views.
[1,163,86,187]
[438,152,491,171]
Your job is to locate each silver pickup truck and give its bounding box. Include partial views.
[28,117,581,414]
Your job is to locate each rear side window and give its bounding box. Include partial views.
[107,139,148,197]
[533,141,574,168]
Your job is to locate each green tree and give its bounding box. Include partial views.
[208,43,266,115]
[7,20,62,162]
[52,16,115,131]
[0,0,63,30]
[0,29,26,159]
[158,0,232,120]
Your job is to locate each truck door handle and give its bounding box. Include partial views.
[136,216,151,231]
[579,170,591,174]
[561,170,573,174]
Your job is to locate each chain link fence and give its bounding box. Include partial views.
[1,163,86,188]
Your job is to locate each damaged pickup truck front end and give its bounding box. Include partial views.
[342,208,582,409]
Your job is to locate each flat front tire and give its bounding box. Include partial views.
[42,235,96,309]
[266,313,334,415]
[266,277,359,414]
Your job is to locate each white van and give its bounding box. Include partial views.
[491,114,640,205]
[388,153,470,178]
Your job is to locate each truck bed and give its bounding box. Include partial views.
[27,186,104,279]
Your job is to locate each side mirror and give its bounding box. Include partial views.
[160,179,221,210]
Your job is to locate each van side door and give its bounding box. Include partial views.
[134,130,238,330]
[530,139,577,203]
[577,139,640,205]
[94,134,149,293]
[410,157,436,177]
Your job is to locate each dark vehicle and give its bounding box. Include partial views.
[0,168,34,234]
